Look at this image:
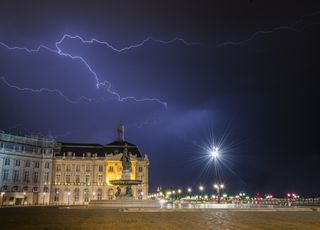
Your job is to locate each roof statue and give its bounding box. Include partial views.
[117,122,125,141]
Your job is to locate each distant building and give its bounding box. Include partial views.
[0,124,149,205]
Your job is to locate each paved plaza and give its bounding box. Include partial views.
[0,206,320,229]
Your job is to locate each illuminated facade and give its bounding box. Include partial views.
[0,132,54,205]
[0,125,149,205]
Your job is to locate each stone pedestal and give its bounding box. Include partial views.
[89,199,161,208]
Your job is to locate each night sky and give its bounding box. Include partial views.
[1,1,320,196]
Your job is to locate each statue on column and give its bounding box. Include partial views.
[121,144,131,172]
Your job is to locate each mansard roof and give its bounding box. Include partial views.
[58,140,142,158]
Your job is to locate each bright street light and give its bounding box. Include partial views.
[187,188,192,193]
[199,186,204,191]
[213,183,224,204]
[211,147,219,158]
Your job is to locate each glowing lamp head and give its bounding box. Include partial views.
[211,147,219,158]
[187,188,192,192]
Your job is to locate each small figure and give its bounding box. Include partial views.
[115,186,121,197]
[125,186,132,197]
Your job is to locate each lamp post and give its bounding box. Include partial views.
[67,191,71,205]
[214,184,224,204]
[42,192,46,205]
[199,186,204,200]
[23,192,26,206]
[1,192,5,207]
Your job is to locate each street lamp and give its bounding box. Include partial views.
[1,192,5,206]
[211,147,219,158]
[199,186,204,200]
[187,188,192,193]
[42,192,46,205]
[214,183,224,204]
[67,191,71,205]
[23,192,26,205]
[177,189,182,194]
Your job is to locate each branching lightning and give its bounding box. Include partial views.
[0,35,197,108]
[0,76,103,104]
[217,10,320,47]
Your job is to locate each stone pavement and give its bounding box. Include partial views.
[0,206,320,229]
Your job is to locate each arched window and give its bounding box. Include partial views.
[83,189,89,202]
[98,165,103,172]
[107,189,114,200]
[74,188,80,202]
[54,188,60,201]
[97,188,102,200]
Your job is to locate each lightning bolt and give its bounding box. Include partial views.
[0,35,198,108]
[0,76,104,104]
[217,10,320,47]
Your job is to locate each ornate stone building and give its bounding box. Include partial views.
[0,132,54,205]
[0,125,149,205]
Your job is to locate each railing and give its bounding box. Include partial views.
[232,198,320,206]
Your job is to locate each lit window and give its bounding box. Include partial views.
[97,188,103,200]
[56,164,61,172]
[54,188,60,201]
[55,174,61,183]
[85,175,90,183]
[74,188,80,202]
[98,174,103,183]
[66,164,71,172]
[66,174,71,183]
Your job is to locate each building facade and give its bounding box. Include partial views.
[0,125,149,205]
